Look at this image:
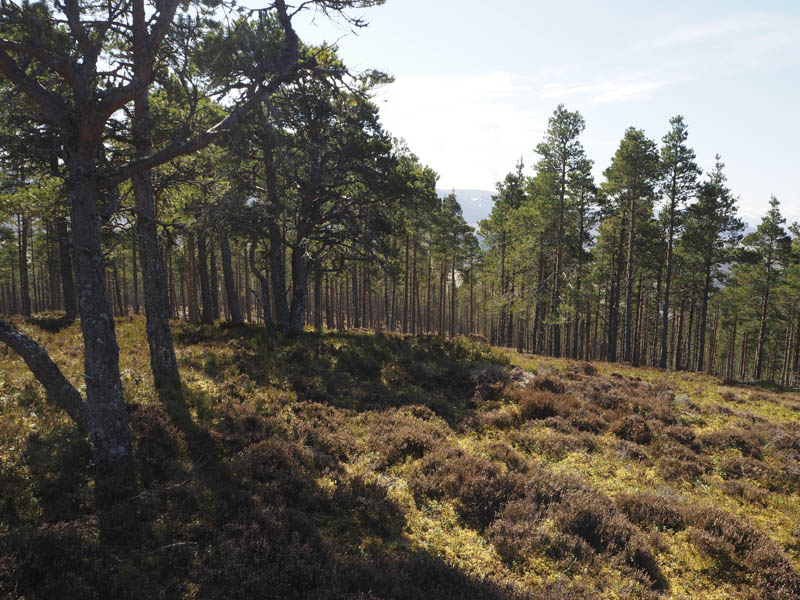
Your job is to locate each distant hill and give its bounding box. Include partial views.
[437,189,494,227]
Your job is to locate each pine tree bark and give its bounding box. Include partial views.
[197,232,213,324]
[56,217,77,320]
[219,231,243,325]
[248,240,274,334]
[288,242,309,332]
[696,266,712,372]
[313,266,323,331]
[0,318,86,430]
[18,214,31,317]
[131,233,140,315]
[623,192,637,363]
[67,145,132,474]
[209,242,220,321]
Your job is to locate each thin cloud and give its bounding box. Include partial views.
[538,79,667,104]
[651,13,800,49]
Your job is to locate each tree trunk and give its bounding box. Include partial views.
[219,231,243,325]
[289,243,309,333]
[352,263,360,329]
[67,146,132,474]
[402,235,409,333]
[185,233,200,322]
[754,271,772,380]
[248,240,274,334]
[623,193,636,363]
[209,242,220,321]
[0,318,87,430]
[313,266,323,331]
[131,233,140,315]
[197,232,213,324]
[56,217,77,321]
[18,214,31,317]
[696,267,712,372]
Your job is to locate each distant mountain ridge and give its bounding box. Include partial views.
[436,189,494,227]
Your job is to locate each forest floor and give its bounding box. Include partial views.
[1,316,800,599]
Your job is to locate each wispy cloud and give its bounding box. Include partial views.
[650,13,800,50]
[538,78,667,104]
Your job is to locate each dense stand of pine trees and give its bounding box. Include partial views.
[0,0,798,476]
[3,107,799,388]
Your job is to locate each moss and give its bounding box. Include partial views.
[1,320,799,598]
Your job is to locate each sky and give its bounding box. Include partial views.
[293,0,800,224]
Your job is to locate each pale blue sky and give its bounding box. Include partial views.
[294,1,800,223]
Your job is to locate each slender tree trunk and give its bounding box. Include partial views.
[197,232,213,324]
[313,266,323,331]
[411,240,417,334]
[696,266,712,372]
[18,214,31,317]
[131,233,139,315]
[130,5,182,403]
[351,263,360,329]
[219,231,243,325]
[185,233,200,323]
[754,267,773,380]
[209,242,220,321]
[450,252,456,338]
[402,235,409,333]
[623,193,637,363]
[498,232,507,346]
[674,297,686,370]
[660,204,677,368]
[288,241,309,332]
[248,240,274,334]
[56,217,77,320]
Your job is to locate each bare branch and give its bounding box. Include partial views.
[0,318,87,431]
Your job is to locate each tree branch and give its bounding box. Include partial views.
[0,318,87,431]
[0,47,69,126]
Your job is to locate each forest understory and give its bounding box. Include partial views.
[1,316,799,599]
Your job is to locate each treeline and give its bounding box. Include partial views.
[0,0,798,475]
[475,109,800,389]
[4,106,799,391]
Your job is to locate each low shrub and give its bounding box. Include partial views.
[614,440,649,462]
[530,375,567,394]
[370,411,446,468]
[611,415,652,445]
[721,480,769,506]
[658,456,708,481]
[662,425,696,447]
[615,493,685,531]
[511,428,597,460]
[698,428,765,459]
[516,390,558,420]
[569,409,608,433]
[488,504,593,566]
[409,447,524,528]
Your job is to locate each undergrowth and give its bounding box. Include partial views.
[1,316,799,599]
